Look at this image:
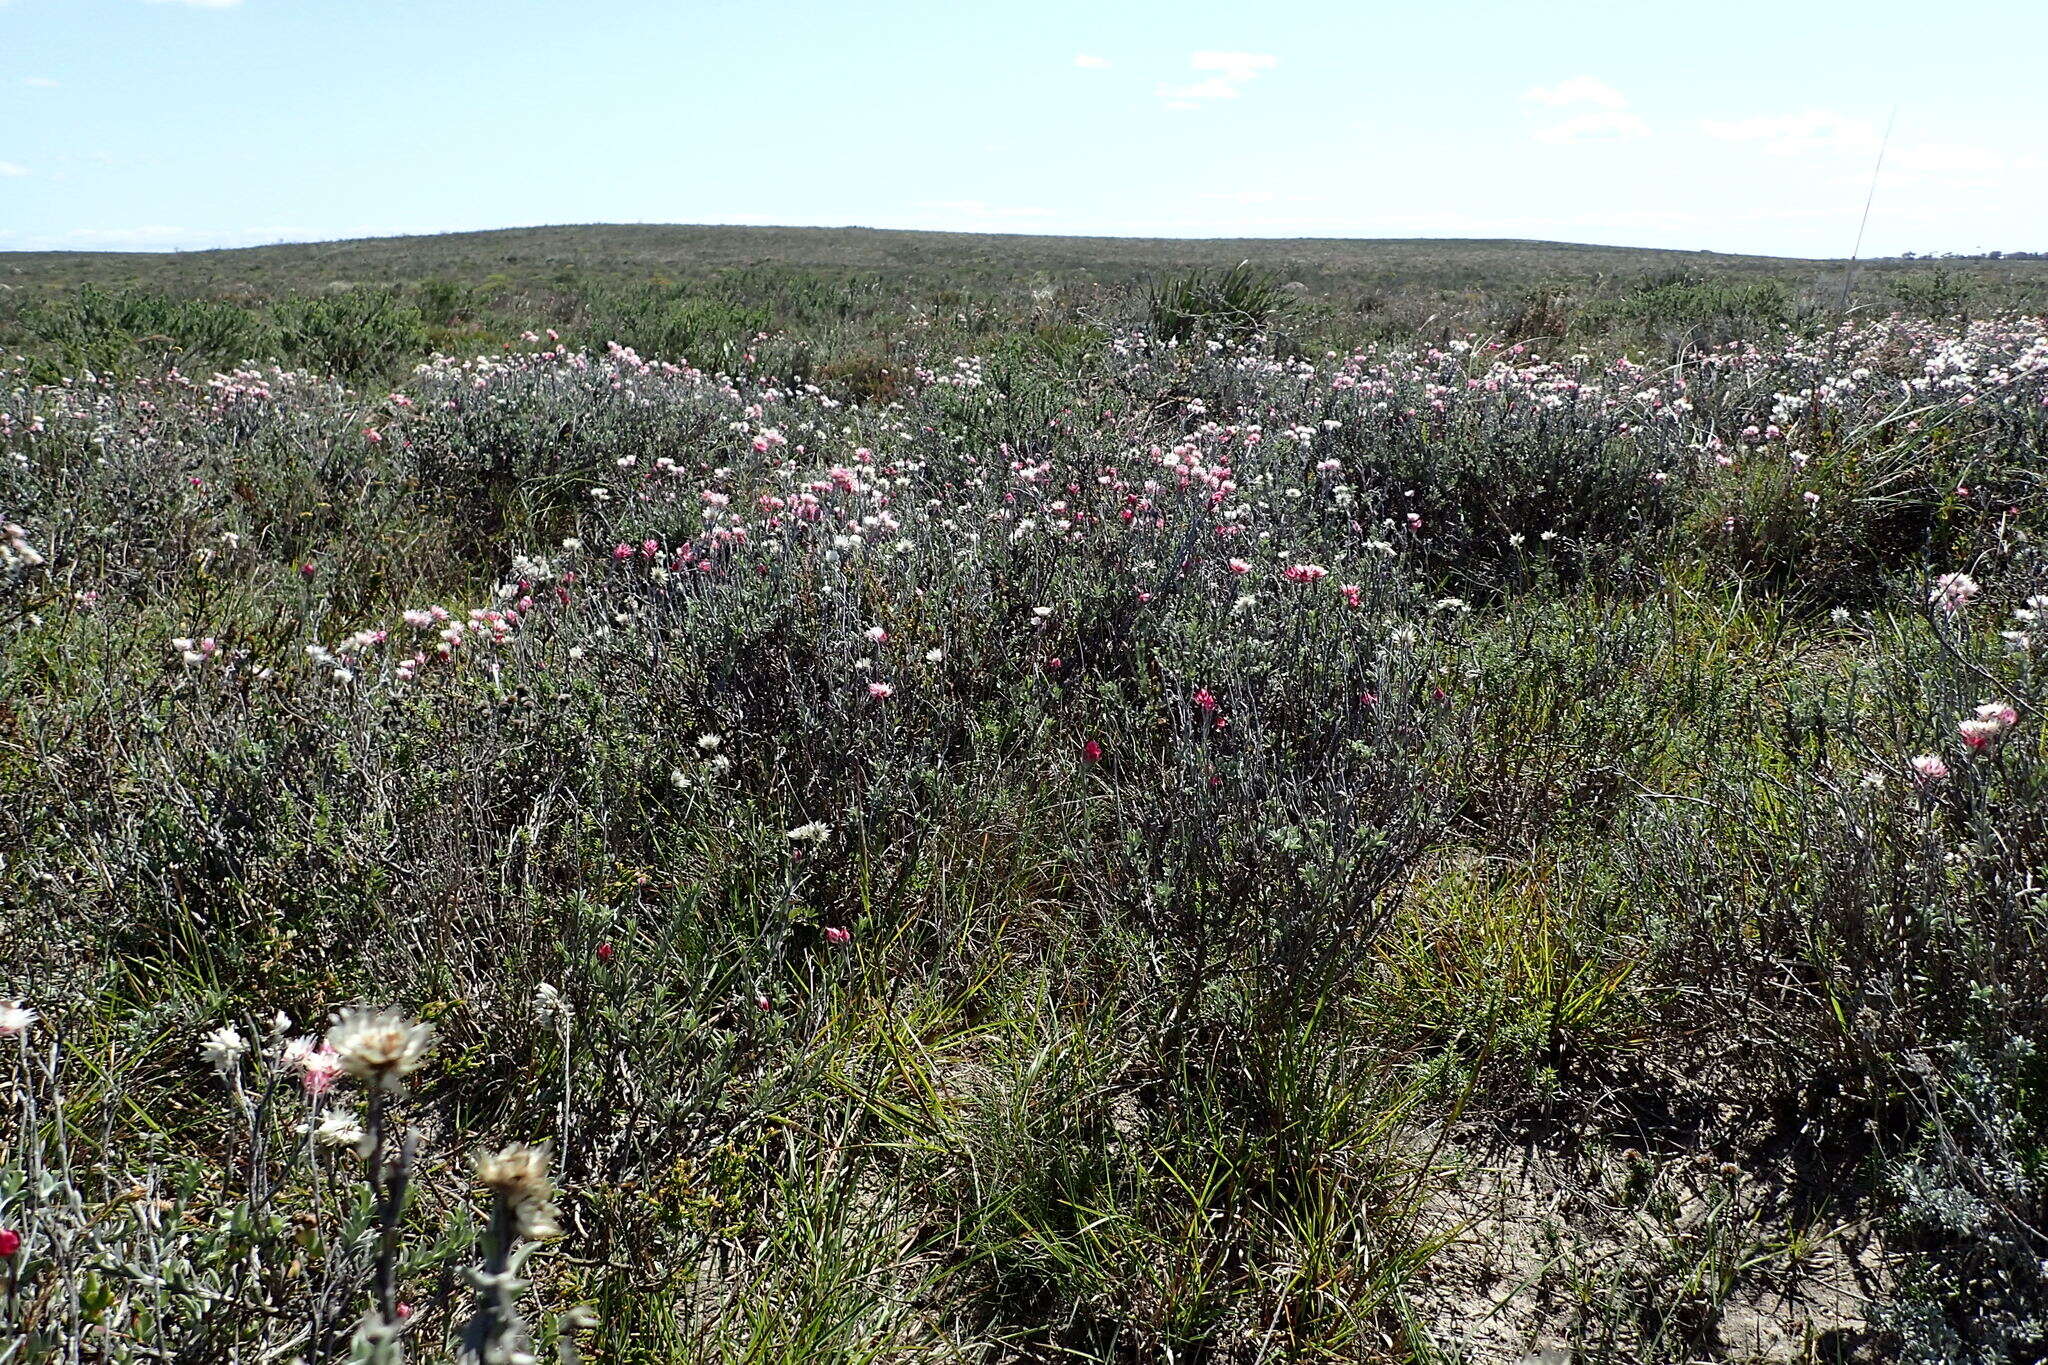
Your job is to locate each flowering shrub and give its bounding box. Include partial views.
[2,300,2046,1359]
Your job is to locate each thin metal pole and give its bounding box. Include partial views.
[1839,108,1898,312]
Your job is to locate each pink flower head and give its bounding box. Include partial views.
[1082,739,1102,763]
[1193,687,1218,712]
[1931,572,1980,615]
[299,1045,344,1096]
[1909,753,1951,784]
[1282,564,1329,584]
[0,1229,19,1257]
[1227,558,1252,574]
[1959,700,2019,750]
[824,925,851,945]
[867,681,894,700]
[1340,584,1363,609]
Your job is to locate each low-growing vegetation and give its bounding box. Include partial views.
[1,235,2046,1362]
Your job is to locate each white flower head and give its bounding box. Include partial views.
[311,1108,372,1157]
[0,1000,38,1038]
[324,1007,435,1092]
[199,1025,248,1072]
[474,1141,564,1240]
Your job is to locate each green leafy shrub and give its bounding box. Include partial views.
[272,287,430,381]
[15,285,267,377]
[1147,262,1292,343]
[581,286,771,366]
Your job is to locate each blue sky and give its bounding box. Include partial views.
[1,0,2041,258]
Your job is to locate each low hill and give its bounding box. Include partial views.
[4,222,2037,298]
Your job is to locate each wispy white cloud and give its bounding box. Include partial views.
[1698,112,2035,198]
[1190,51,1276,83]
[1157,51,1278,108]
[141,0,244,8]
[1525,76,1628,110]
[1073,53,1111,69]
[0,162,30,177]
[917,200,1056,221]
[1890,142,2010,176]
[1699,110,1876,156]
[1523,78,1647,143]
[1534,111,1650,144]
[61,225,195,245]
[22,77,60,89]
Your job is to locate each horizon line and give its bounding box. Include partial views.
[3,221,2014,266]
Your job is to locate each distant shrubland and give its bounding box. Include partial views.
[2,230,2047,1361]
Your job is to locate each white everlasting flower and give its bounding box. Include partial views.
[786,821,832,843]
[475,1141,564,1240]
[0,1000,38,1037]
[534,983,567,1018]
[324,1008,435,1092]
[695,733,722,751]
[199,1025,248,1072]
[312,1109,371,1157]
